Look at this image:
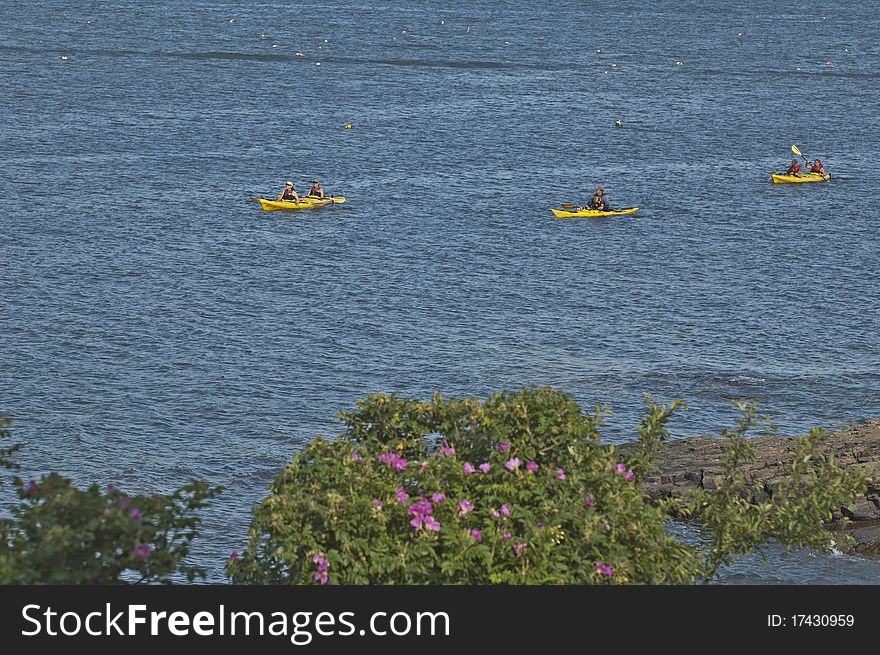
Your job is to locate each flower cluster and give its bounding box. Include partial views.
[379,452,407,471]
[615,463,635,482]
[407,500,441,533]
[313,555,331,585]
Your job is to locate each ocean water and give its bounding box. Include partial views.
[2,0,879,582]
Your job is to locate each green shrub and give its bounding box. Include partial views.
[228,388,865,585]
[0,414,220,584]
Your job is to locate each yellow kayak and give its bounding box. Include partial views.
[551,207,639,219]
[770,172,830,184]
[257,196,346,212]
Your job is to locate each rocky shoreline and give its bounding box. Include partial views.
[621,419,880,557]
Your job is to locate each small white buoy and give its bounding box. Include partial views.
[441,20,444,25]
[61,55,68,60]
[316,62,321,66]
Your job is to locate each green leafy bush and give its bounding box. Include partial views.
[228,388,866,585]
[0,416,21,475]
[0,415,220,584]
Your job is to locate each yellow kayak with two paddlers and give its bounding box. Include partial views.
[770,172,830,184]
[772,144,830,183]
[256,196,346,212]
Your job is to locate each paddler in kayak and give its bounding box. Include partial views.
[275,181,300,202]
[786,159,805,177]
[308,179,325,199]
[809,159,826,176]
[585,186,611,211]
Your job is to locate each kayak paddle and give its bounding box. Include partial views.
[791,144,810,166]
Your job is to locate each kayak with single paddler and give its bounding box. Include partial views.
[550,207,639,219]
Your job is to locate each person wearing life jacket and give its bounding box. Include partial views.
[276,181,299,202]
[809,159,825,176]
[588,186,611,211]
[786,159,803,176]
[308,179,325,198]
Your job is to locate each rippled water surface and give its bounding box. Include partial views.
[2,1,879,582]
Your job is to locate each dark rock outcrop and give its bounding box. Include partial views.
[620,419,880,557]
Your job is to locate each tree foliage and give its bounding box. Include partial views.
[0,416,21,476]
[0,415,220,584]
[228,388,865,585]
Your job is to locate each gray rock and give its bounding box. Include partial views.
[620,418,880,558]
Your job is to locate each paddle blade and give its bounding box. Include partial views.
[791,145,802,157]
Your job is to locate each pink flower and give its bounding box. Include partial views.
[499,503,511,518]
[595,562,614,578]
[379,452,407,471]
[25,480,38,497]
[625,470,635,482]
[424,516,441,532]
[313,555,331,585]
[439,440,455,456]
[495,441,511,452]
[526,460,539,473]
[408,500,433,517]
[555,467,566,481]
[502,533,512,540]
[351,451,362,463]
[431,492,446,504]
[585,496,596,508]
[470,528,482,542]
[478,462,491,474]
[458,500,474,516]
[615,463,627,474]
[128,507,142,522]
[106,484,116,494]
[504,457,521,472]
[395,488,409,503]
[230,551,240,561]
[419,461,429,473]
[374,498,383,509]
[133,543,150,561]
[513,542,528,556]
[463,462,476,475]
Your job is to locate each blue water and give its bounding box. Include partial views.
[2,1,879,583]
